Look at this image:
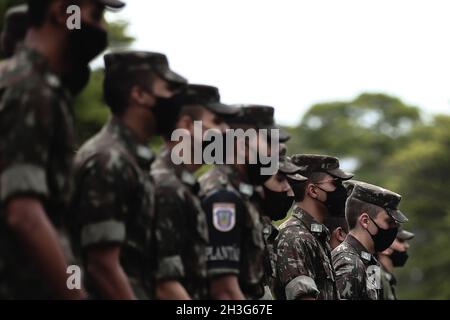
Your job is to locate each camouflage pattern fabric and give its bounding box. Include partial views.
[70,117,155,299]
[0,46,75,299]
[151,148,208,299]
[273,206,339,300]
[380,264,397,300]
[332,234,382,300]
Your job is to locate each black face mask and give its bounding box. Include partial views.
[316,183,348,216]
[63,66,91,96]
[262,186,294,221]
[152,94,184,137]
[68,21,108,66]
[391,250,409,267]
[367,217,398,252]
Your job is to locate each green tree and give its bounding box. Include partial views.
[287,93,421,184]
[386,115,450,299]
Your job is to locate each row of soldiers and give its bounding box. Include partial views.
[0,0,413,300]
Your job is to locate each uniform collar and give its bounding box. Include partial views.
[107,117,155,169]
[380,264,397,285]
[292,206,330,242]
[220,165,254,198]
[161,147,199,192]
[345,234,377,265]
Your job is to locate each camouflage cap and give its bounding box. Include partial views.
[278,145,307,181]
[182,84,239,117]
[291,154,354,180]
[1,4,28,57]
[229,105,290,142]
[349,181,408,223]
[104,51,187,87]
[397,226,415,240]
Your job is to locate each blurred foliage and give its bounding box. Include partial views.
[287,93,450,299]
[385,115,450,299]
[287,93,421,185]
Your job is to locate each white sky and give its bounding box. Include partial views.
[107,0,450,126]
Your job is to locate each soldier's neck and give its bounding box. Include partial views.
[296,200,325,224]
[25,27,70,77]
[234,164,250,183]
[121,111,153,144]
[165,140,203,173]
[378,253,394,273]
[350,229,375,254]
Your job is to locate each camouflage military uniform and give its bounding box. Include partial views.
[0,47,75,299]
[199,165,266,299]
[332,234,381,300]
[333,181,408,300]
[273,206,339,300]
[70,117,155,299]
[380,264,397,300]
[151,149,208,299]
[261,215,279,299]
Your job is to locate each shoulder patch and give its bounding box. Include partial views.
[212,203,236,232]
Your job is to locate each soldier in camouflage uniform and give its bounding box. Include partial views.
[150,84,239,300]
[378,226,414,300]
[0,0,123,299]
[199,105,289,299]
[273,155,353,300]
[70,51,187,299]
[323,179,359,250]
[0,4,28,59]
[332,181,408,300]
[258,145,307,299]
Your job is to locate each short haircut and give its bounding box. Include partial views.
[290,180,307,202]
[291,171,328,202]
[178,104,204,122]
[103,69,155,115]
[345,197,381,230]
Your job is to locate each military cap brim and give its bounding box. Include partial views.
[162,69,188,88]
[386,208,409,224]
[207,102,240,118]
[99,0,126,9]
[327,167,354,180]
[397,228,415,240]
[280,157,304,175]
[277,127,290,143]
[265,124,290,142]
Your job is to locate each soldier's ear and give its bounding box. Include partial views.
[306,183,318,199]
[336,227,347,242]
[359,212,370,229]
[130,85,153,107]
[176,114,193,131]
